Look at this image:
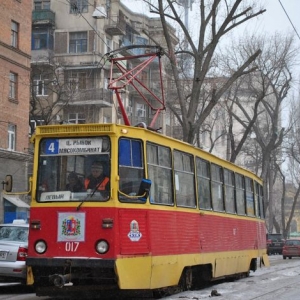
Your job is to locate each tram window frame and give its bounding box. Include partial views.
[224,169,235,214]
[173,150,196,208]
[146,142,173,205]
[235,173,246,215]
[37,137,111,202]
[196,158,212,210]
[245,177,255,216]
[211,164,224,212]
[118,138,145,203]
[254,182,261,218]
[258,184,265,219]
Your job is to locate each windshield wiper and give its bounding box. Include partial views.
[76,179,105,211]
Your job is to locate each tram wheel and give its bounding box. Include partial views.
[179,267,193,291]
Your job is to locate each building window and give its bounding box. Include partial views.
[11,21,19,48]
[70,0,88,14]
[106,38,112,53]
[8,124,16,151]
[32,29,53,50]
[33,33,47,49]
[69,32,87,53]
[133,36,148,55]
[33,75,48,96]
[104,77,109,90]
[67,71,87,90]
[9,72,18,100]
[34,0,50,10]
[136,103,146,118]
[29,119,45,135]
[68,113,86,124]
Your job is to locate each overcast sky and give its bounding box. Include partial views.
[120,0,300,39]
[244,0,300,37]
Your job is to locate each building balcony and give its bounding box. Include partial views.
[32,10,55,27]
[104,15,126,36]
[31,49,54,63]
[67,88,113,107]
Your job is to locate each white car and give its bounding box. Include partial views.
[0,220,28,283]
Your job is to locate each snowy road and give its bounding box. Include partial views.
[163,255,300,300]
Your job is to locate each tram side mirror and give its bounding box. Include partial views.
[2,175,13,192]
[138,178,151,202]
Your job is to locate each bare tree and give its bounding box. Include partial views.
[29,59,75,132]
[30,57,80,133]
[282,97,300,237]
[143,0,266,144]
[220,33,297,162]
[214,32,298,231]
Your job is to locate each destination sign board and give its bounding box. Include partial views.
[41,138,103,156]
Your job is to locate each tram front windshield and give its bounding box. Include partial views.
[37,137,110,202]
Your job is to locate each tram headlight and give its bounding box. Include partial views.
[95,240,109,254]
[35,240,47,254]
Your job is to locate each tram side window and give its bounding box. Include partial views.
[235,174,246,215]
[147,143,173,205]
[118,138,144,202]
[224,169,235,214]
[174,150,196,208]
[254,182,261,218]
[196,158,212,210]
[258,183,264,218]
[245,177,255,216]
[211,164,224,212]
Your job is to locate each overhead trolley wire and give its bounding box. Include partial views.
[278,0,300,41]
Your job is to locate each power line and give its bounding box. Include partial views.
[278,0,300,41]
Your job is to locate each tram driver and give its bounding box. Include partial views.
[84,161,110,198]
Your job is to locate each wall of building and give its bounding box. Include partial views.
[0,0,33,222]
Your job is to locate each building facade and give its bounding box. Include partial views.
[0,0,32,222]
[31,0,178,132]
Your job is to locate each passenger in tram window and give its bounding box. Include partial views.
[66,172,83,192]
[84,161,110,193]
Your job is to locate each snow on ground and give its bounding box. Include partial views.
[163,255,300,299]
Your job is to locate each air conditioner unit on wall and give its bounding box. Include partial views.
[92,6,107,19]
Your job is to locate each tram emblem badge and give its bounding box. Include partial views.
[58,212,86,242]
[128,220,142,242]
[63,217,80,236]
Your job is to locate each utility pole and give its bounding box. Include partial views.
[178,0,194,50]
[178,0,194,30]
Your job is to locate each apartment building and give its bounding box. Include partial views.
[0,0,32,222]
[31,0,178,132]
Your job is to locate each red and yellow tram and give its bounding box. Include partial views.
[21,122,268,297]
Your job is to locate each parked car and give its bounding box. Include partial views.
[282,239,300,259]
[0,220,28,283]
[266,233,285,255]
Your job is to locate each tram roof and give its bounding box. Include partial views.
[31,123,263,183]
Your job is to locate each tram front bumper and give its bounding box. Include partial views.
[26,257,116,286]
